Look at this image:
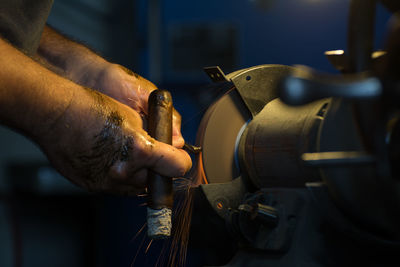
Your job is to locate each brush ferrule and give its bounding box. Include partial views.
[147,207,172,239]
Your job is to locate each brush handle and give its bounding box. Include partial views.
[147,89,174,239]
[147,89,174,210]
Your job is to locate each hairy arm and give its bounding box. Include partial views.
[0,38,191,194]
[0,37,75,139]
[37,25,185,147]
[36,25,109,87]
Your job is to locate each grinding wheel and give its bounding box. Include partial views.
[195,65,293,184]
[195,88,251,184]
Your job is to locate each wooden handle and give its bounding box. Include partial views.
[147,89,173,210]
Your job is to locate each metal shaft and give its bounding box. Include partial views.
[147,89,173,239]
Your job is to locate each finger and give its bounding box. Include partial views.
[173,135,185,149]
[109,161,148,188]
[172,108,185,148]
[137,78,157,112]
[147,140,192,178]
[109,132,191,182]
[130,168,148,188]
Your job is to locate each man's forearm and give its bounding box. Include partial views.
[0,38,84,141]
[36,25,162,124]
[37,25,109,88]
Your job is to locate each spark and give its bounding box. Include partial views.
[145,239,154,254]
[130,222,147,243]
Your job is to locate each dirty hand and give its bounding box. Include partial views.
[89,63,185,148]
[38,88,192,195]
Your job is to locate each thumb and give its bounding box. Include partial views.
[148,140,192,177]
[108,135,192,191]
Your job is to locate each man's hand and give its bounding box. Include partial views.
[0,38,191,195]
[90,64,185,148]
[39,88,192,195]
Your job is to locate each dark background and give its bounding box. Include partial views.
[0,0,392,266]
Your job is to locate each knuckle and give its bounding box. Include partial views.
[109,162,129,181]
[132,136,154,162]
